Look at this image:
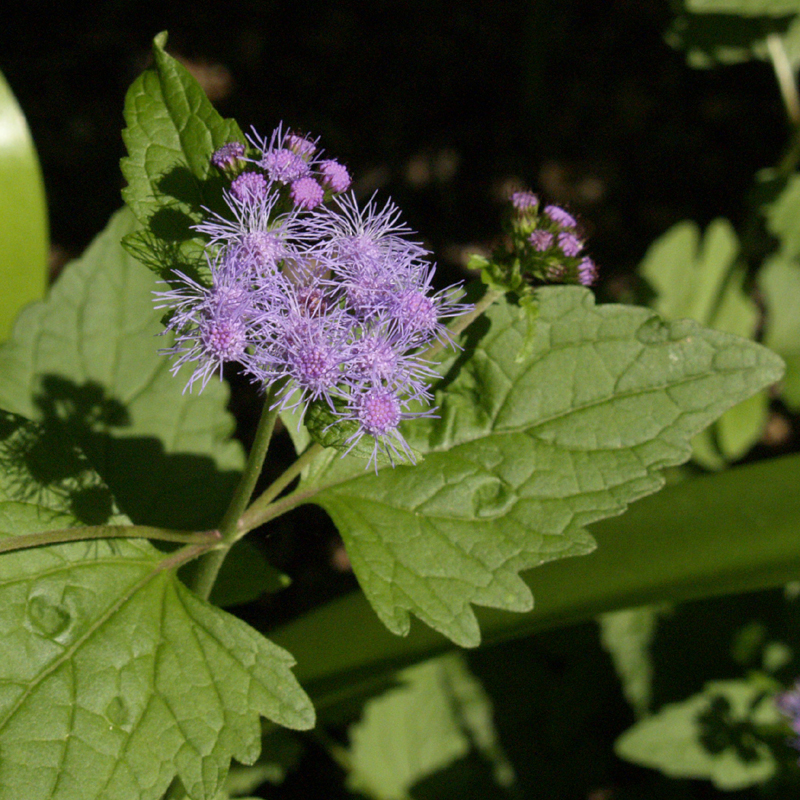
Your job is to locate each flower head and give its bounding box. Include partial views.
[511,190,539,212]
[155,124,471,467]
[211,141,246,171]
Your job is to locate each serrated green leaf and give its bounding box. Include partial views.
[759,255,800,408]
[615,680,781,789]
[687,0,800,15]
[0,208,244,530]
[347,654,512,800]
[120,32,244,279]
[666,8,800,69]
[639,219,766,466]
[300,288,783,647]
[0,410,313,800]
[0,71,48,342]
[272,451,800,705]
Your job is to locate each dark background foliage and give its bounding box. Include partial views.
[1,2,797,798]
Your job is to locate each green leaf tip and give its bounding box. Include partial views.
[304,288,784,648]
[153,30,169,50]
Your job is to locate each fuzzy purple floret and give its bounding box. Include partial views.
[319,159,352,193]
[291,177,325,210]
[577,257,598,286]
[511,190,538,212]
[529,230,554,252]
[230,172,269,204]
[212,141,246,170]
[544,204,577,229]
[558,231,583,257]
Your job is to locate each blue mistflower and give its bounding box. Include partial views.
[154,122,471,466]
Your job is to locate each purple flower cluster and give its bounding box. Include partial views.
[507,190,598,287]
[776,681,800,761]
[156,125,469,468]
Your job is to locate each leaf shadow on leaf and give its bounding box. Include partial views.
[155,162,231,221]
[0,408,117,526]
[696,693,769,763]
[121,229,208,284]
[432,313,492,395]
[30,375,240,529]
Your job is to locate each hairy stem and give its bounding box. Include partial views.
[0,525,221,556]
[238,442,324,536]
[191,382,285,600]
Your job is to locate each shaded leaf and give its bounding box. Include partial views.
[302,288,783,647]
[687,0,800,14]
[347,654,513,800]
[0,208,243,530]
[209,539,290,608]
[638,219,766,466]
[598,606,664,719]
[764,173,800,260]
[615,680,781,790]
[0,410,313,800]
[0,70,48,342]
[759,255,800,409]
[666,8,800,69]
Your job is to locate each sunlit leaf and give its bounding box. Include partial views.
[301,288,782,647]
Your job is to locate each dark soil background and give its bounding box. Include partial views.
[1,2,797,799]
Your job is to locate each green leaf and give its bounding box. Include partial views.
[666,8,800,69]
[0,208,244,530]
[639,219,766,466]
[299,288,783,647]
[615,680,781,789]
[0,71,48,342]
[347,654,513,800]
[759,255,800,408]
[270,450,800,711]
[764,173,800,260]
[598,606,663,719]
[687,0,800,15]
[120,32,244,280]
[208,539,290,608]
[0,410,313,800]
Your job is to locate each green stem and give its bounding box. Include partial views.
[191,382,285,600]
[0,525,221,556]
[238,442,324,536]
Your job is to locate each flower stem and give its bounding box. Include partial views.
[0,525,221,556]
[238,442,324,537]
[190,382,285,600]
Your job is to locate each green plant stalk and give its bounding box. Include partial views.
[0,525,221,555]
[191,382,285,600]
[238,442,324,536]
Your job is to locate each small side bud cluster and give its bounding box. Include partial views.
[156,124,469,469]
[507,192,598,287]
[776,681,800,763]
